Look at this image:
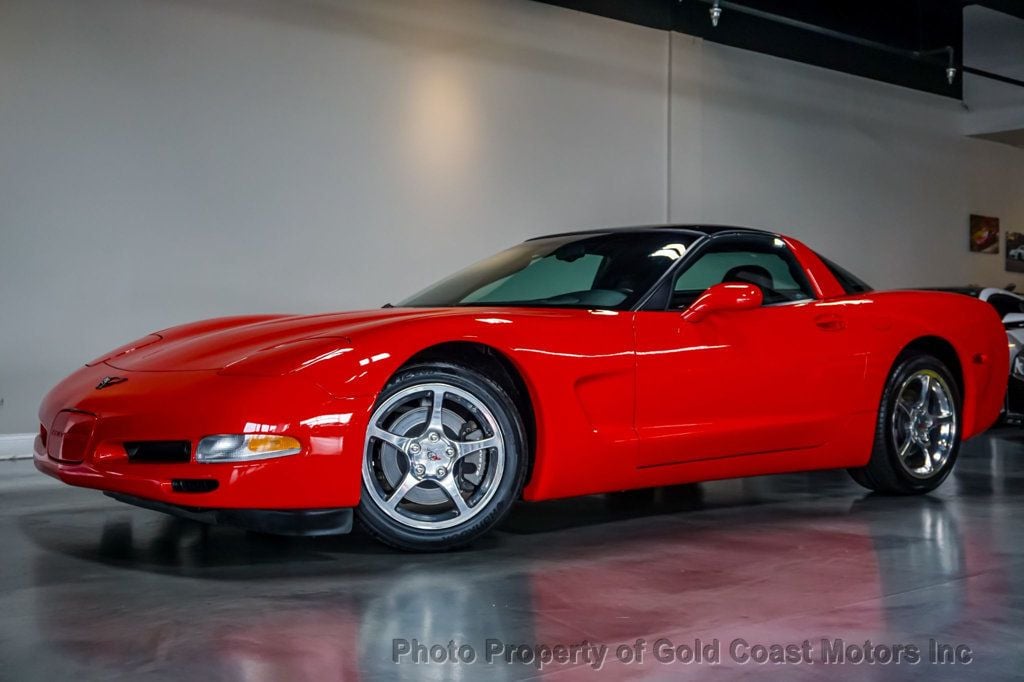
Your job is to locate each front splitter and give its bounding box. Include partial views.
[104,492,354,536]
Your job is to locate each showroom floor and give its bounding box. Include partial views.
[3,430,1024,681]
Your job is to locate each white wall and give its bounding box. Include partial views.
[668,33,1024,290]
[0,0,669,433]
[1,0,1023,434]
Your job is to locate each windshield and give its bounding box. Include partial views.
[400,232,698,309]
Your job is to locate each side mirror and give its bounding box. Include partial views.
[681,282,763,323]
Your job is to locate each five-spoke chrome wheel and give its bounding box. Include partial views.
[848,352,962,495]
[362,382,505,531]
[891,369,958,479]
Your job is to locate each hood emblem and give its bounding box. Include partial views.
[96,376,127,390]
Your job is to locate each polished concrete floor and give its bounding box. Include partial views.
[3,431,1024,681]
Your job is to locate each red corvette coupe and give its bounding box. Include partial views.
[36,226,1008,550]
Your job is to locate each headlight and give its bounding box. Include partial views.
[196,434,301,462]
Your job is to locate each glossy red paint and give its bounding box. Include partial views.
[36,233,1009,514]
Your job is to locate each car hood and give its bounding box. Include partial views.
[105,308,444,372]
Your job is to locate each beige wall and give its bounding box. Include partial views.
[2,0,1023,433]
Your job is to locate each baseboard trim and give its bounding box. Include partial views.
[0,434,35,460]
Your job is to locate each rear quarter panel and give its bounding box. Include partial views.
[838,290,1008,441]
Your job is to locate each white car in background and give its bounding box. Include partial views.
[932,286,1024,422]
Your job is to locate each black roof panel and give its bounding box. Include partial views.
[527,224,774,241]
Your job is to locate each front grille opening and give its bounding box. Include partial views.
[171,479,219,493]
[124,441,191,463]
[39,424,47,448]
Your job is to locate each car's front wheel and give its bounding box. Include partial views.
[357,362,527,551]
[848,352,961,494]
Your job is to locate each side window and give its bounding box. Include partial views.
[671,240,815,309]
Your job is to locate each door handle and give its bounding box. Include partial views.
[815,313,846,331]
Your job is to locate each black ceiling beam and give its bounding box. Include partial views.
[679,0,962,97]
[535,0,965,98]
[963,65,1024,89]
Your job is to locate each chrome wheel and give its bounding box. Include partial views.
[362,382,505,531]
[891,369,957,479]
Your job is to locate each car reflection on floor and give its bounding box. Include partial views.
[4,429,1024,680]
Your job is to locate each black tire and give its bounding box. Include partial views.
[848,352,962,495]
[356,362,528,551]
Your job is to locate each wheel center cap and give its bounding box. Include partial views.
[409,432,454,479]
[910,410,932,444]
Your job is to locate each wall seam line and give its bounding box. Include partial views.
[666,29,673,223]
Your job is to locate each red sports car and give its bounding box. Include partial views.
[36,226,1008,550]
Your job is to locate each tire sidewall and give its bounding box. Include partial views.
[356,362,527,551]
[881,354,962,492]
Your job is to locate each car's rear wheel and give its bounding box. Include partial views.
[848,352,961,494]
[357,362,527,551]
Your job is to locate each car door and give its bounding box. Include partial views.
[634,234,862,468]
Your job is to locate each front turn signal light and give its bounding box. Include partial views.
[196,434,302,462]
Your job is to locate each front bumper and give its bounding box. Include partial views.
[35,363,373,512]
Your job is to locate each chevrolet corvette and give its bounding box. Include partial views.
[36,226,1008,550]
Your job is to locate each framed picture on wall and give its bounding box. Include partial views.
[970,214,1000,254]
[1007,231,1024,272]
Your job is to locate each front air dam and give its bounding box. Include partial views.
[104,492,354,536]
